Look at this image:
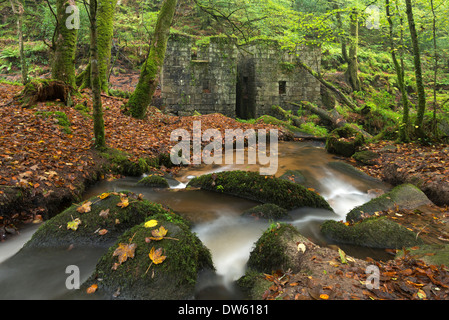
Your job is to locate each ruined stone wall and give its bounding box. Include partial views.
[161,34,321,119]
[162,34,238,117]
[238,39,322,119]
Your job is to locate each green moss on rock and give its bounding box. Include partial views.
[242,203,290,220]
[187,170,332,211]
[23,192,172,248]
[346,184,432,222]
[137,175,170,188]
[81,213,214,300]
[247,223,310,273]
[320,217,423,249]
[325,125,365,157]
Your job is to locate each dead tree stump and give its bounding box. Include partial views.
[16,79,74,107]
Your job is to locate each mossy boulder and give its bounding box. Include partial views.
[246,223,315,273]
[137,175,169,188]
[236,270,272,300]
[325,125,365,157]
[187,170,333,211]
[320,217,423,249]
[80,214,214,300]
[347,184,432,222]
[242,204,290,220]
[279,170,307,185]
[352,150,380,166]
[23,192,171,249]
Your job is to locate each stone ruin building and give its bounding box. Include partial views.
[160,34,321,119]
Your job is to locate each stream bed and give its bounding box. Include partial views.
[0,141,391,299]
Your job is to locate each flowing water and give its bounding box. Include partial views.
[0,141,391,299]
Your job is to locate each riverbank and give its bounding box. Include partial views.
[0,83,285,240]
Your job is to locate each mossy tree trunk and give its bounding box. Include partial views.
[344,8,361,92]
[87,0,106,149]
[79,0,117,94]
[126,0,178,119]
[405,0,426,139]
[9,0,28,85]
[52,0,78,88]
[386,0,410,142]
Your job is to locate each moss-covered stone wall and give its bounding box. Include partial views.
[161,35,321,118]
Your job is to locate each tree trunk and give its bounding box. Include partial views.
[52,0,78,87]
[386,0,410,142]
[405,0,426,138]
[126,0,178,119]
[296,60,358,111]
[89,0,106,149]
[9,0,28,85]
[344,8,361,92]
[79,0,117,93]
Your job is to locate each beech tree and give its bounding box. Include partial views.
[405,0,426,138]
[78,0,118,94]
[51,0,78,87]
[126,0,178,119]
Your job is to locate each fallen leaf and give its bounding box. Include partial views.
[338,248,347,264]
[149,226,168,241]
[98,192,110,199]
[86,284,98,294]
[117,197,129,208]
[77,201,92,213]
[113,243,137,266]
[144,220,158,228]
[297,243,306,253]
[98,229,108,236]
[149,246,166,265]
[99,208,110,219]
[67,218,81,231]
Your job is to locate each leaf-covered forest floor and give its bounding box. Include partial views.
[1,79,449,300]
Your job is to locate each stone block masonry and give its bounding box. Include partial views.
[161,34,321,119]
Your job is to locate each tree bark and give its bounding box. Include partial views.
[386,0,410,142]
[344,8,361,92]
[10,0,28,85]
[405,0,426,138]
[89,0,106,149]
[296,60,358,111]
[126,0,178,119]
[52,0,78,87]
[79,0,117,93]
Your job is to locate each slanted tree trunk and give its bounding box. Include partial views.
[386,0,410,142]
[52,0,78,87]
[79,0,117,94]
[9,0,28,85]
[126,0,178,119]
[405,0,426,138]
[88,0,106,149]
[344,8,361,92]
[296,60,358,111]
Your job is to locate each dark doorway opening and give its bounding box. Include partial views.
[236,58,256,119]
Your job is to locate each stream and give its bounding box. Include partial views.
[0,141,391,300]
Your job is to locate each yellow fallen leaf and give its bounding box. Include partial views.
[144,220,158,228]
[149,247,166,265]
[117,197,129,208]
[67,218,81,231]
[98,192,110,199]
[319,294,329,300]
